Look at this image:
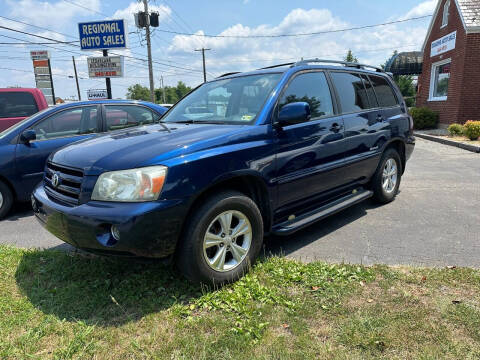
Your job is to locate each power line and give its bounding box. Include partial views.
[62,0,109,17]
[157,15,432,38]
[0,23,204,73]
[0,25,78,44]
[0,15,77,40]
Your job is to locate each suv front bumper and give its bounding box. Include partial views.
[32,185,188,258]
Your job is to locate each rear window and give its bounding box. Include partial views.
[0,92,39,119]
[330,72,370,113]
[368,75,398,107]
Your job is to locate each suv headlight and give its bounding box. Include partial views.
[91,166,167,202]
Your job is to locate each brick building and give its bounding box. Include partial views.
[417,0,480,125]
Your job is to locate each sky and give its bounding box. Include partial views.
[0,0,437,100]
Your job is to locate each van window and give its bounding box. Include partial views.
[368,75,398,107]
[0,92,39,118]
[279,72,334,119]
[330,72,369,113]
[31,106,98,140]
[105,105,158,131]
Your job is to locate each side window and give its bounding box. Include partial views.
[31,106,98,140]
[279,72,334,119]
[105,105,155,131]
[369,76,398,107]
[330,72,369,113]
[361,75,378,108]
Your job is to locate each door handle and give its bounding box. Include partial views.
[330,123,342,133]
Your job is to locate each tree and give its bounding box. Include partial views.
[155,81,192,104]
[344,49,358,63]
[126,84,151,101]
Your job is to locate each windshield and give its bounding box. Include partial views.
[162,73,282,124]
[0,107,52,139]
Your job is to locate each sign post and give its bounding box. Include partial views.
[78,19,127,99]
[103,50,112,99]
[30,50,55,105]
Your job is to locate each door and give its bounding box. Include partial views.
[274,71,346,210]
[14,105,100,199]
[330,71,390,184]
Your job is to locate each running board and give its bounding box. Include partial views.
[271,189,373,236]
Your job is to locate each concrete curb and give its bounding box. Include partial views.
[414,133,480,153]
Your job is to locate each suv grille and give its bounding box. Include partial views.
[45,162,83,205]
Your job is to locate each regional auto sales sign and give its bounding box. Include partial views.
[78,19,127,50]
[431,31,456,57]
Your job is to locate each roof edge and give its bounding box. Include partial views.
[422,0,467,53]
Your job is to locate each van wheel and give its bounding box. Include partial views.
[0,181,13,220]
[372,148,402,204]
[176,191,263,285]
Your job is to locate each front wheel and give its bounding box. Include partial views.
[176,191,264,285]
[372,148,402,204]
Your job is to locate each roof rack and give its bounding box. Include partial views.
[217,71,241,78]
[257,62,295,70]
[293,58,385,73]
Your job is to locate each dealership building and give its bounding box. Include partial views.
[416,0,480,125]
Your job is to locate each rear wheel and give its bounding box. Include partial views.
[0,181,13,220]
[176,191,264,285]
[372,148,402,204]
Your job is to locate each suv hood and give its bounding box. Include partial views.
[50,123,249,175]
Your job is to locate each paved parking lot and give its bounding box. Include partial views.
[1,138,479,267]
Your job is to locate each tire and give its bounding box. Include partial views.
[371,148,402,204]
[0,180,13,220]
[176,191,264,285]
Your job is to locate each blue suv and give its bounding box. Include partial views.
[32,59,415,284]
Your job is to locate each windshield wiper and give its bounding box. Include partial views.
[170,119,195,124]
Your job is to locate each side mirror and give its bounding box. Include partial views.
[20,129,36,144]
[277,102,311,127]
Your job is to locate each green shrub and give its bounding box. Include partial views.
[463,120,480,140]
[409,107,439,130]
[447,123,464,137]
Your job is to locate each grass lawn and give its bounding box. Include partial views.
[1,245,480,359]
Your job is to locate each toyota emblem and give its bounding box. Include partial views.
[52,173,60,188]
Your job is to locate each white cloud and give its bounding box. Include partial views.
[400,0,437,20]
[6,0,102,28]
[166,6,430,79]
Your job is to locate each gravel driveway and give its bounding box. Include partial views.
[2,138,479,267]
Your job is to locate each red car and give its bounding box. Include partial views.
[0,88,49,132]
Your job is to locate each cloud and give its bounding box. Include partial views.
[400,0,437,20]
[6,0,102,28]
[166,6,430,79]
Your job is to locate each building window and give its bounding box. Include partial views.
[429,59,451,101]
[442,0,450,28]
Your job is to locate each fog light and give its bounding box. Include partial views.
[111,225,121,241]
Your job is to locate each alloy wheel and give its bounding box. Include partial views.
[202,210,252,272]
[382,158,398,194]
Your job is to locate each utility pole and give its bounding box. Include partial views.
[143,0,155,103]
[160,75,166,103]
[195,48,211,83]
[72,56,81,101]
